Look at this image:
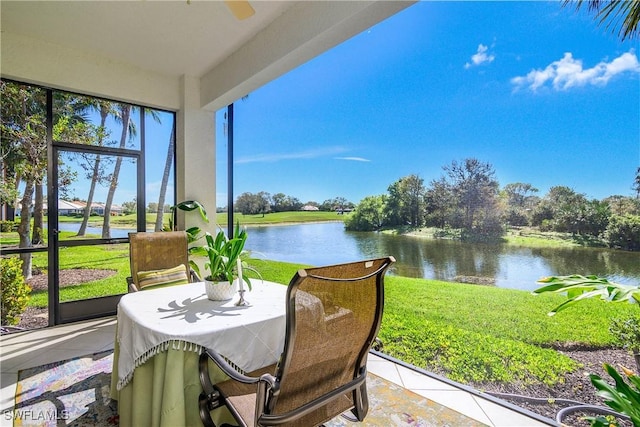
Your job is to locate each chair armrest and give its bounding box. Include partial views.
[201,347,263,385]
[189,268,201,283]
[126,277,139,292]
[199,348,278,427]
[372,337,383,351]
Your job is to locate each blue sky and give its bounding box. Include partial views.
[215,1,640,207]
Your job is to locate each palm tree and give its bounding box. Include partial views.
[77,100,117,236]
[564,0,640,40]
[101,106,161,238]
[154,119,175,232]
[1,82,47,278]
[102,104,133,238]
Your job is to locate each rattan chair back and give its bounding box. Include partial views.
[128,231,191,291]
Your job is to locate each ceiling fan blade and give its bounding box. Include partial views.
[224,1,255,20]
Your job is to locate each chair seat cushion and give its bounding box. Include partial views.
[136,264,189,290]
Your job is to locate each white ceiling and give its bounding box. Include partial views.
[1,1,295,79]
[1,1,414,109]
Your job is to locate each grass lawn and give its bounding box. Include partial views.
[249,259,635,387]
[226,211,346,225]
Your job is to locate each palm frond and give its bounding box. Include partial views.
[563,0,640,40]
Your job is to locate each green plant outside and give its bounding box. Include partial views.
[586,364,640,426]
[610,315,640,354]
[1,257,31,325]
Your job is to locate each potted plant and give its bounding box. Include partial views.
[190,222,257,301]
[169,200,209,244]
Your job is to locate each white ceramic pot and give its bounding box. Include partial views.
[204,279,238,301]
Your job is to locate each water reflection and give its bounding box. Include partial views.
[246,222,640,291]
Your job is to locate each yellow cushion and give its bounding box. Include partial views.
[137,264,189,290]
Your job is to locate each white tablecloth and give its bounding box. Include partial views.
[116,280,287,390]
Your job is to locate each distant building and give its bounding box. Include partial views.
[301,205,319,211]
[86,202,123,216]
[58,200,83,215]
[15,200,123,216]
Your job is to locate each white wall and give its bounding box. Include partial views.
[1,32,181,110]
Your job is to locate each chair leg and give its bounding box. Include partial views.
[351,380,369,421]
[199,352,227,426]
[199,393,219,427]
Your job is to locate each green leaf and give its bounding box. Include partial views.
[534,275,640,315]
[589,364,640,425]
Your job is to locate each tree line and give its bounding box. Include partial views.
[232,192,355,215]
[344,158,640,251]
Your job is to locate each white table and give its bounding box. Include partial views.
[110,280,287,427]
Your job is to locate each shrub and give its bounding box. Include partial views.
[0,220,17,232]
[610,315,640,354]
[605,214,640,251]
[1,257,32,326]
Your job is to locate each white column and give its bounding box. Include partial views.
[176,75,217,234]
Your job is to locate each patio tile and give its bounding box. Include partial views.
[0,373,18,415]
[414,389,494,425]
[366,357,402,384]
[396,363,459,391]
[58,329,116,352]
[473,395,552,427]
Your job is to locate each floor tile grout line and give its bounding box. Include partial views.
[471,394,497,427]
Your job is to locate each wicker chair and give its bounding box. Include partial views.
[127,231,200,292]
[198,256,395,427]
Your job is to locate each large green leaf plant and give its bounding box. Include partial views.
[534,275,640,426]
[169,201,259,290]
[190,222,259,290]
[534,275,640,316]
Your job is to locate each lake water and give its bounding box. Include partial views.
[55,221,640,292]
[56,223,142,238]
[244,221,640,291]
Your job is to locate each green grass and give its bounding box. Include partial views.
[57,213,163,227]
[503,227,600,248]
[219,211,346,225]
[20,232,129,306]
[378,276,635,386]
[251,258,635,388]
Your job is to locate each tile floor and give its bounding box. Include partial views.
[0,318,555,427]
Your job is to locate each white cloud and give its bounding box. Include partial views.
[334,157,371,162]
[511,50,640,92]
[465,44,495,69]
[236,146,348,164]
